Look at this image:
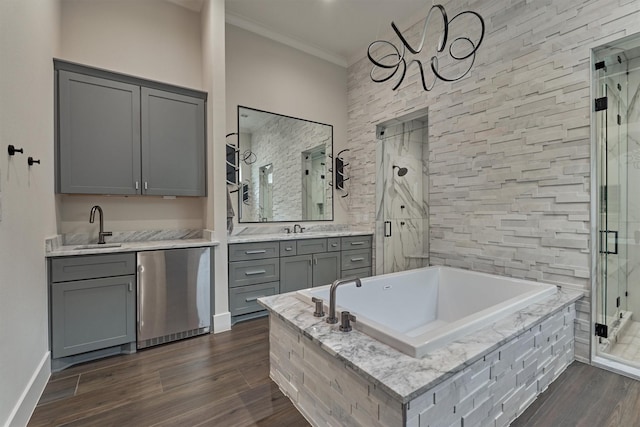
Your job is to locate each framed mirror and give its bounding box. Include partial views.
[236,106,333,223]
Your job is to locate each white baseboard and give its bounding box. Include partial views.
[213,312,231,333]
[5,351,50,427]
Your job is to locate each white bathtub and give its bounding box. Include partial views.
[296,266,557,358]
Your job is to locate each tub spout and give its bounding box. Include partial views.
[326,277,361,324]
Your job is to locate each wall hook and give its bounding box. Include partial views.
[8,145,24,156]
[28,157,41,166]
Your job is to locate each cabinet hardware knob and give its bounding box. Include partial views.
[7,145,24,156]
[27,157,40,166]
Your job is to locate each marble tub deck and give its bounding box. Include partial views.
[259,287,583,403]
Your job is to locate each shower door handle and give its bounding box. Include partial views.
[600,230,619,254]
[384,221,392,237]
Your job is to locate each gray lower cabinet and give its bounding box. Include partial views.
[228,241,281,324]
[228,235,371,324]
[312,252,341,287]
[55,60,207,196]
[50,253,136,362]
[280,255,313,293]
[51,276,135,358]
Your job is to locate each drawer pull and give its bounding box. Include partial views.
[245,269,267,276]
[351,257,365,262]
[245,295,265,302]
[245,249,267,255]
[350,241,365,246]
[331,243,338,247]
[285,247,293,251]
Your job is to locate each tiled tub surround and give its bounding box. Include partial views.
[45,229,219,257]
[296,267,557,358]
[260,288,581,427]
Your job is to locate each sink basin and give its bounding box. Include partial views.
[73,243,122,250]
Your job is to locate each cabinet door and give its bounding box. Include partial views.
[141,88,206,196]
[51,275,135,358]
[280,255,312,294]
[312,252,341,287]
[58,71,141,194]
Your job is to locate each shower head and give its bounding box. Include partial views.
[393,165,408,177]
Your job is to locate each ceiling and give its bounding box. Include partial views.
[168,0,431,67]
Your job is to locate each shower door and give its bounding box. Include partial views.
[595,50,630,350]
[376,118,429,274]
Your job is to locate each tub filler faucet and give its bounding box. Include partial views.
[326,277,362,324]
[89,205,112,244]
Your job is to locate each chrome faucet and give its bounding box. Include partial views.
[293,224,305,233]
[326,277,362,324]
[89,205,112,244]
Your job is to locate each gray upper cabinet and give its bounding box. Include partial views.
[141,88,205,196]
[55,60,207,196]
[58,71,141,195]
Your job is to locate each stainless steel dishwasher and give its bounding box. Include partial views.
[137,247,211,349]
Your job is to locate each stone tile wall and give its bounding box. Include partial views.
[346,0,640,361]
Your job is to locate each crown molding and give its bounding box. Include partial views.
[225,12,348,68]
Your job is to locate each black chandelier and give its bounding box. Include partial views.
[367,5,485,91]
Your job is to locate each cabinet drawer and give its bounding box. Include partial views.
[341,235,372,250]
[297,238,327,255]
[229,241,279,262]
[340,267,372,279]
[51,253,136,283]
[280,241,297,257]
[341,248,372,270]
[229,281,279,316]
[327,237,341,252]
[229,258,279,287]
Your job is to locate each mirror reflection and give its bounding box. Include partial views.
[237,106,333,222]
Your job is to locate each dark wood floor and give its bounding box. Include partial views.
[29,317,309,426]
[513,361,640,427]
[30,317,640,426]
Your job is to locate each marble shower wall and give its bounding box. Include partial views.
[375,119,429,274]
[624,56,640,319]
[346,0,640,362]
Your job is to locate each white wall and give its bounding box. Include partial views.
[225,24,349,226]
[58,0,205,236]
[0,0,60,425]
[201,0,230,331]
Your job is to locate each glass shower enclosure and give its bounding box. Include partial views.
[594,35,640,370]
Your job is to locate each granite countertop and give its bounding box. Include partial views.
[228,230,372,244]
[46,238,219,257]
[45,229,220,257]
[259,287,583,403]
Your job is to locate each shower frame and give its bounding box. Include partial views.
[591,32,640,380]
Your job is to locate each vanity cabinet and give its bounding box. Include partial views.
[228,235,371,324]
[228,241,281,324]
[340,235,373,278]
[279,238,341,293]
[55,60,206,196]
[50,253,136,360]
